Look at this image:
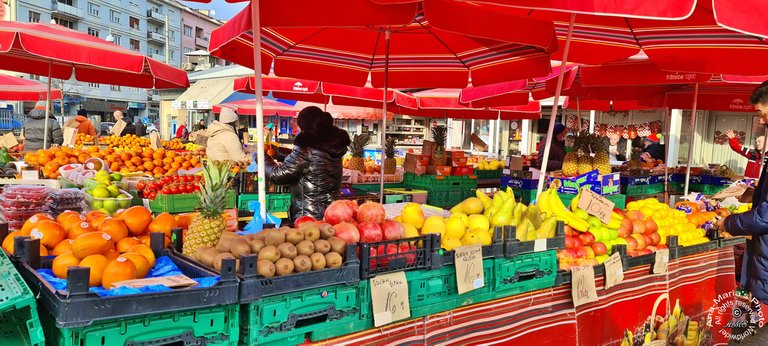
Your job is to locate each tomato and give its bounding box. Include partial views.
[170,186,180,194]
[137,181,146,190]
[184,184,194,193]
[147,192,156,200]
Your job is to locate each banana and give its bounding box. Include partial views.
[570,189,582,211]
[620,330,633,346]
[605,218,622,230]
[537,189,552,218]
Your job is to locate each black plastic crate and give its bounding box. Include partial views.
[430,228,504,268]
[556,264,606,286]
[12,233,239,328]
[675,240,719,258]
[236,172,291,194]
[358,234,436,279]
[719,236,746,248]
[504,222,566,258]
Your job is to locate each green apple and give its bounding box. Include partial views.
[98,208,111,215]
[92,187,110,198]
[107,185,120,198]
[90,200,103,210]
[117,195,131,208]
[110,173,122,182]
[103,199,119,214]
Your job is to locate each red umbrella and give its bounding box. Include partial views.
[213,98,395,121]
[0,75,62,101]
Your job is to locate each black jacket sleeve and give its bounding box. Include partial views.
[724,200,768,236]
[265,148,310,186]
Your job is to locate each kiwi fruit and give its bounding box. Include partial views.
[285,228,305,245]
[302,224,320,242]
[193,246,213,261]
[216,236,235,253]
[220,232,239,239]
[248,239,266,254]
[313,239,331,255]
[262,229,286,246]
[275,258,295,276]
[230,239,252,259]
[258,245,280,263]
[257,259,276,278]
[242,234,256,242]
[277,243,298,260]
[253,231,267,241]
[198,248,220,268]
[296,240,315,257]
[310,253,326,271]
[325,252,343,268]
[327,237,346,255]
[317,223,335,239]
[293,255,312,273]
[213,253,235,272]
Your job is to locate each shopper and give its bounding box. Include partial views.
[640,133,665,163]
[609,133,627,162]
[536,123,567,172]
[175,121,189,140]
[719,80,768,309]
[564,134,575,153]
[74,109,96,137]
[135,118,147,137]
[194,119,207,132]
[22,100,63,150]
[111,110,135,136]
[629,136,645,161]
[724,129,764,179]
[265,106,351,222]
[206,108,249,162]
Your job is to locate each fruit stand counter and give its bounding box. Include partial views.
[305,245,739,345]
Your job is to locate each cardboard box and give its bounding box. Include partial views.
[620,174,666,186]
[508,156,524,171]
[547,170,600,195]
[502,176,538,190]
[404,153,430,175]
[549,171,620,195]
[428,165,452,176]
[452,166,475,176]
[447,150,465,158]
[421,140,435,155]
[449,156,468,167]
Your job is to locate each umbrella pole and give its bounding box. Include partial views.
[251,0,267,218]
[683,83,700,196]
[43,60,52,149]
[663,105,670,204]
[379,28,391,204]
[536,13,576,198]
[576,97,581,131]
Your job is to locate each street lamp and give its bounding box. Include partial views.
[106,29,114,43]
[50,18,56,24]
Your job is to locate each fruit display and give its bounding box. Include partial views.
[44,188,85,215]
[137,174,202,200]
[620,299,710,346]
[75,133,96,146]
[192,222,348,277]
[0,185,52,231]
[475,159,505,170]
[383,137,398,175]
[162,139,185,150]
[58,163,97,186]
[431,125,447,166]
[628,199,710,247]
[562,131,611,176]
[99,134,151,149]
[347,133,370,173]
[322,200,406,244]
[182,162,234,257]
[185,142,203,152]
[84,170,132,215]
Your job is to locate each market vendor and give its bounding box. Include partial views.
[536,123,567,172]
[724,129,764,179]
[609,133,626,162]
[640,133,664,163]
[22,100,62,150]
[265,106,351,222]
[206,108,250,162]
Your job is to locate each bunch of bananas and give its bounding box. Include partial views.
[538,188,590,232]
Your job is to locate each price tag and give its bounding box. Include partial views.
[603,252,624,290]
[21,169,39,180]
[653,249,669,274]
[370,271,410,327]
[150,132,163,149]
[1,132,18,148]
[533,238,547,252]
[571,265,599,307]
[454,244,485,294]
[577,188,615,224]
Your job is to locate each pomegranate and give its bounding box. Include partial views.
[333,222,360,243]
[357,202,386,224]
[380,221,404,241]
[293,215,316,228]
[324,200,356,225]
[358,222,383,243]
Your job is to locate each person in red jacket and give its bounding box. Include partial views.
[726,129,765,178]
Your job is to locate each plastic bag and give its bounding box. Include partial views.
[240,201,282,234]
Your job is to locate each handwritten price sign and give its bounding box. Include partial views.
[577,188,615,224]
[603,252,624,290]
[455,244,485,294]
[571,265,599,307]
[370,271,411,327]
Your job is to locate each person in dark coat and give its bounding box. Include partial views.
[135,118,147,137]
[641,133,665,162]
[536,123,568,172]
[23,100,63,150]
[265,106,351,222]
[719,80,768,308]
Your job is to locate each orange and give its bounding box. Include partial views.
[51,252,81,279]
[51,239,75,256]
[90,214,111,230]
[20,213,53,236]
[85,210,107,223]
[56,211,84,227]
[120,252,151,278]
[118,206,153,235]
[148,213,176,237]
[102,257,137,289]
[79,254,109,286]
[127,244,156,267]
[67,222,95,240]
[29,220,66,248]
[71,232,113,259]
[104,250,120,261]
[98,218,129,242]
[116,237,143,253]
[2,230,20,254]
[39,244,49,256]
[142,162,155,171]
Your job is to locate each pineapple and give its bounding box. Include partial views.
[562,152,579,176]
[182,161,234,257]
[576,130,594,175]
[432,125,447,166]
[348,133,370,173]
[591,134,611,175]
[384,136,397,174]
[577,154,593,175]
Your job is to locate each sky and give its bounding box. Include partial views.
[179,0,247,21]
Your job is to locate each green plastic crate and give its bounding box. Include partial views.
[426,188,476,208]
[0,250,44,346]
[511,188,538,205]
[689,184,726,196]
[406,258,495,318]
[238,193,292,213]
[352,183,404,193]
[404,172,478,190]
[622,183,665,197]
[383,193,412,204]
[41,305,239,346]
[474,169,503,179]
[240,282,369,345]
[150,190,236,213]
[493,251,557,297]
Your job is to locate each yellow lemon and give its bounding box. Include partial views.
[401,203,425,229]
[442,237,463,251]
[452,212,469,227]
[402,223,419,239]
[421,216,446,236]
[461,232,482,246]
[444,217,466,240]
[473,229,492,246]
[467,214,490,233]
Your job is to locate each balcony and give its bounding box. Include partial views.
[195,36,209,48]
[147,52,166,62]
[147,31,165,43]
[52,2,84,20]
[146,10,164,24]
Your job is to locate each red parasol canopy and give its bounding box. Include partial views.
[213,98,395,120]
[0,75,62,101]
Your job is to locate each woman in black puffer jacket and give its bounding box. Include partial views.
[265,106,351,222]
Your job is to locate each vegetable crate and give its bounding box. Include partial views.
[503,223,566,258]
[621,183,665,197]
[425,187,476,208]
[431,230,504,267]
[688,184,726,196]
[383,188,428,204]
[493,250,558,297]
[40,305,239,346]
[474,169,503,179]
[511,188,538,205]
[559,193,626,210]
[238,193,291,214]
[0,246,44,346]
[351,183,404,193]
[239,281,371,345]
[403,172,478,190]
[358,234,438,279]
[150,190,236,213]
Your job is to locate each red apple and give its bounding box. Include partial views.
[586,258,600,266]
[293,215,317,228]
[625,236,638,251]
[632,220,646,234]
[579,232,596,246]
[565,248,579,259]
[613,208,627,218]
[584,246,596,259]
[644,219,658,235]
[572,236,584,249]
[556,249,568,259]
[656,244,668,249]
[618,219,633,238]
[564,225,576,236]
[643,234,654,247]
[565,236,575,249]
[637,249,653,256]
[649,232,661,246]
[591,242,608,256]
[576,247,588,259]
[630,233,647,250]
[627,210,644,221]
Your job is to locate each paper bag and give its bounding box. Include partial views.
[0,132,18,148]
[62,127,78,147]
[150,131,163,149]
[63,118,79,129]
[194,132,209,146]
[110,119,127,136]
[711,184,748,200]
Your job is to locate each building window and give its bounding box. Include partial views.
[30,75,40,81]
[183,25,192,37]
[110,10,120,23]
[170,50,175,59]
[88,82,100,88]
[129,17,139,30]
[87,3,99,17]
[54,18,76,30]
[87,27,99,38]
[130,39,140,51]
[28,11,40,23]
[195,27,204,38]
[169,31,175,40]
[112,34,121,46]
[183,47,192,62]
[58,0,73,5]
[110,85,121,92]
